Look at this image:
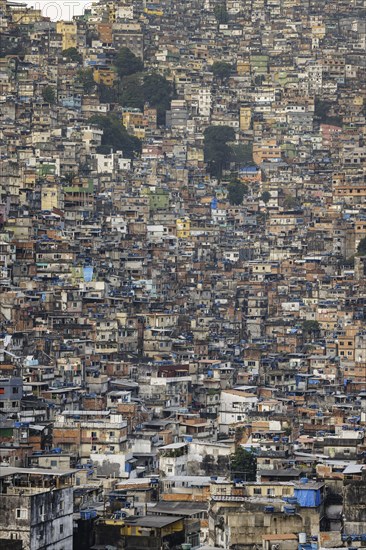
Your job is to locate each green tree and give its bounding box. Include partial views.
[357,237,366,255]
[204,126,236,179]
[314,98,342,126]
[142,73,174,125]
[42,85,56,104]
[63,172,75,184]
[230,447,257,481]
[230,143,254,165]
[88,113,141,158]
[302,320,321,338]
[260,191,271,205]
[212,61,233,80]
[114,47,143,78]
[98,83,118,104]
[254,74,266,86]
[217,455,230,474]
[118,73,145,110]
[202,454,215,475]
[214,3,228,24]
[283,195,301,209]
[228,180,248,205]
[62,47,82,63]
[117,72,174,125]
[77,68,95,94]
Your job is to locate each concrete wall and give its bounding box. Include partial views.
[0,487,73,550]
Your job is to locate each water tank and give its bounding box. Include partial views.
[80,508,96,520]
[299,533,307,544]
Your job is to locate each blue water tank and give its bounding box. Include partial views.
[80,508,96,520]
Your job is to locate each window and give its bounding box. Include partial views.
[12,387,19,394]
[267,488,275,496]
[51,460,57,467]
[60,524,64,534]
[253,488,261,495]
[16,509,28,520]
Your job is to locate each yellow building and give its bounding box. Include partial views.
[122,110,146,139]
[11,7,43,24]
[56,21,77,51]
[237,60,250,75]
[176,218,191,238]
[253,139,281,164]
[108,2,117,22]
[239,107,251,130]
[93,68,117,87]
[353,96,364,107]
[41,185,63,211]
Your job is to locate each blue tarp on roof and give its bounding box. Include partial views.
[83,266,93,282]
[294,488,321,507]
[239,166,259,172]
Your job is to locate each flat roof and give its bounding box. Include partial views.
[343,464,365,474]
[259,469,301,477]
[159,442,187,450]
[125,515,184,528]
[149,501,208,516]
[163,475,228,484]
[0,466,79,478]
